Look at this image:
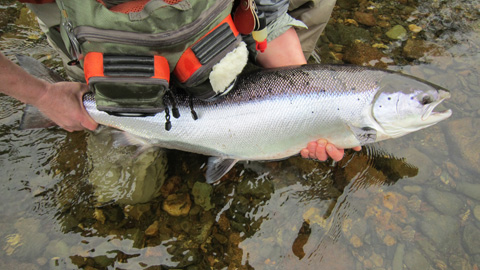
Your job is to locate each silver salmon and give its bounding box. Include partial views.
[18,55,452,183]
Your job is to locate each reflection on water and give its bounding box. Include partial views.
[1,0,480,269]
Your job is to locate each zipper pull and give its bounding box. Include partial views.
[252,11,267,53]
[59,0,82,65]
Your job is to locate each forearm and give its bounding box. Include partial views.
[0,52,48,105]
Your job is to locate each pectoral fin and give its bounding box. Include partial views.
[349,125,377,145]
[206,157,239,184]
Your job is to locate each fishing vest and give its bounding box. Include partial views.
[55,0,243,116]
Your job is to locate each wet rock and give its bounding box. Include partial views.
[123,203,151,220]
[449,254,473,270]
[145,220,159,236]
[419,211,460,251]
[191,181,214,211]
[408,24,423,33]
[344,41,391,68]
[93,208,106,224]
[6,218,49,259]
[424,188,464,216]
[392,243,405,270]
[404,248,430,270]
[44,240,70,261]
[403,185,422,194]
[386,25,407,40]
[325,23,372,46]
[354,11,376,26]
[163,193,191,216]
[237,176,274,199]
[456,182,480,201]
[444,118,480,175]
[463,223,480,254]
[336,0,358,9]
[403,39,447,60]
[87,129,167,205]
[473,206,480,222]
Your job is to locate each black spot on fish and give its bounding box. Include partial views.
[388,97,391,100]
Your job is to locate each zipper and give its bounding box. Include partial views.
[59,0,82,64]
[74,0,231,47]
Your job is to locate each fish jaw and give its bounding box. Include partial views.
[421,89,452,123]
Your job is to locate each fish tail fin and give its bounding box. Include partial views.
[16,54,65,83]
[19,105,57,130]
[16,55,65,130]
[206,157,239,184]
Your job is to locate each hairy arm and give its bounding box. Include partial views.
[0,52,97,131]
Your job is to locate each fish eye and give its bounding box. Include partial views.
[421,95,433,105]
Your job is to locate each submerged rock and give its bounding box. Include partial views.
[163,193,191,216]
[354,11,376,26]
[419,211,460,251]
[444,118,480,175]
[424,188,464,216]
[344,42,391,68]
[404,248,430,270]
[463,223,480,254]
[191,182,214,211]
[386,25,407,40]
[403,39,447,60]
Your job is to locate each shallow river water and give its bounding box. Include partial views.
[1,0,480,269]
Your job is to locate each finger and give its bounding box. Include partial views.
[315,140,328,161]
[353,146,362,151]
[300,148,310,158]
[326,144,344,162]
[307,141,317,159]
[82,118,98,131]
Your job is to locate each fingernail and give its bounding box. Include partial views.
[326,145,334,152]
[317,139,326,147]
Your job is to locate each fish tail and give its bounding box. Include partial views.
[19,105,57,130]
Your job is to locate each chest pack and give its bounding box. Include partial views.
[56,0,242,116]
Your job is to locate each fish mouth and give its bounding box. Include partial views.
[421,89,452,122]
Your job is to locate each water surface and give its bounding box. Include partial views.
[1,0,480,269]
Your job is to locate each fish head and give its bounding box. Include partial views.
[372,73,452,138]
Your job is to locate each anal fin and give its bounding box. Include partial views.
[206,157,239,184]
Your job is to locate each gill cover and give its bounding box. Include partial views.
[372,73,452,138]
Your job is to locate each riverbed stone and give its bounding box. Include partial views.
[404,248,429,270]
[191,181,214,211]
[456,182,480,201]
[344,42,391,68]
[473,206,480,222]
[444,118,480,175]
[463,223,480,254]
[354,11,376,26]
[419,211,460,251]
[424,188,464,216]
[386,25,407,40]
[403,39,446,60]
[162,193,191,216]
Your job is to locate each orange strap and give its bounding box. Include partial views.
[174,15,239,83]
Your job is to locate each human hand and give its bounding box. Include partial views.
[300,139,362,162]
[33,81,98,132]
